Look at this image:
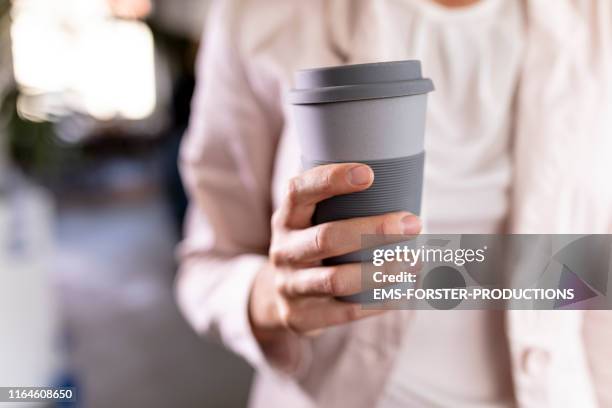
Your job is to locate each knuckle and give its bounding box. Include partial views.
[276,300,291,326]
[269,244,287,267]
[270,210,285,229]
[277,302,301,333]
[273,273,288,294]
[344,304,361,322]
[286,177,301,206]
[321,267,342,295]
[320,168,335,194]
[321,165,349,195]
[376,215,394,236]
[314,224,334,255]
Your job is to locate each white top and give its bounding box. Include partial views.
[378,1,522,406]
[414,0,521,234]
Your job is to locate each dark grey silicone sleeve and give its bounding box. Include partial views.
[303,152,425,265]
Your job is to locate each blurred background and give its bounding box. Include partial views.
[0,0,254,406]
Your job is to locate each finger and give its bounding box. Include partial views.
[279,297,385,334]
[277,163,374,229]
[278,259,423,298]
[280,212,421,264]
[277,263,362,297]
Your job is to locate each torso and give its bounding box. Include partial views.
[254,0,524,405]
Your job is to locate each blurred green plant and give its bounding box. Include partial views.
[6,92,72,178]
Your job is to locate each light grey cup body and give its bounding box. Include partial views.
[295,94,427,162]
[289,61,434,270]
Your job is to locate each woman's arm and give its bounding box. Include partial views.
[176,0,288,372]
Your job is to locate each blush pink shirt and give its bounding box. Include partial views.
[177,1,612,407]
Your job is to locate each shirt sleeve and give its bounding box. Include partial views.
[175,0,310,376]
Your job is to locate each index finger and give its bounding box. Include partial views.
[278,163,374,229]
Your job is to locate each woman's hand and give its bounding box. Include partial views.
[248,163,421,352]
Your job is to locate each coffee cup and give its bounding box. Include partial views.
[289,60,434,266]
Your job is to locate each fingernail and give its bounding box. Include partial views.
[348,165,373,186]
[400,215,421,235]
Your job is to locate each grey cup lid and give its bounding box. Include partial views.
[289,60,434,105]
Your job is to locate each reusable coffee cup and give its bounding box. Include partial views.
[289,60,434,266]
